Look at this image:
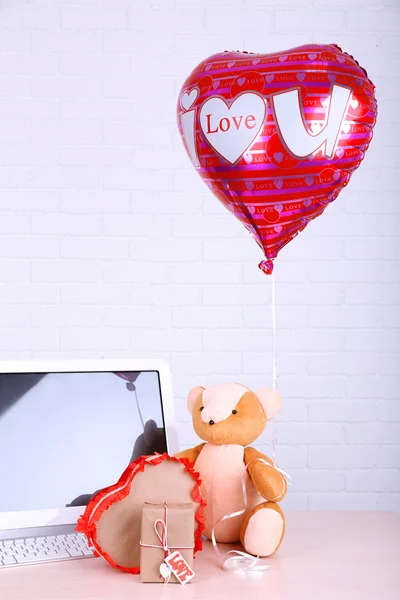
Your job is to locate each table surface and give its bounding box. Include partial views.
[1,511,399,600]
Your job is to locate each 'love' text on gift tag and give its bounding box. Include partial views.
[164,551,194,585]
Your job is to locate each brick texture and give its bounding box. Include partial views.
[0,0,398,512]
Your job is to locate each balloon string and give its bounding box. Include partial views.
[271,269,277,464]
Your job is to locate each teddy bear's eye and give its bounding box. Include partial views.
[200,406,204,411]
[232,410,237,415]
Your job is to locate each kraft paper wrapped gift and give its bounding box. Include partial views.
[140,502,195,583]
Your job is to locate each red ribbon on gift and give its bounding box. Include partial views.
[140,502,195,584]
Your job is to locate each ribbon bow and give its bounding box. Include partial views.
[154,518,169,553]
[140,502,194,584]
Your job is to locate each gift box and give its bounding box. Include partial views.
[140,502,195,583]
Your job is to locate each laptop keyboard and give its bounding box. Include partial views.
[0,532,94,567]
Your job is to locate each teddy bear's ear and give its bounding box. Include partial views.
[256,388,282,420]
[187,386,205,414]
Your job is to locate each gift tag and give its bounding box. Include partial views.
[164,551,194,585]
[159,562,172,580]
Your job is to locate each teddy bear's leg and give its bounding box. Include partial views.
[240,502,285,557]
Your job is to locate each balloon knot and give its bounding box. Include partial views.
[258,259,274,275]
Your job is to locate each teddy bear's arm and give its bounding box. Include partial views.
[174,443,206,465]
[244,447,287,503]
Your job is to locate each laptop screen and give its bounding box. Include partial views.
[0,371,167,513]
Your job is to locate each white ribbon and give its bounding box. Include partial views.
[211,456,291,572]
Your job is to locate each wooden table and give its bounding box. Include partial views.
[1,512,399,600]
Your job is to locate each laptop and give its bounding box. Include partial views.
[0,359,178,568]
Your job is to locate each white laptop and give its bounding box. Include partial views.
[0,359,178,568]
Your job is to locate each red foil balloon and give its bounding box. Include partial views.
[177,44,377,275]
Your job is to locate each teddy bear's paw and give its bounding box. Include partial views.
[240,502,285,557]
[249,460,287,502]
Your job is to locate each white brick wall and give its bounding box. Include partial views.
[0,0,399,512]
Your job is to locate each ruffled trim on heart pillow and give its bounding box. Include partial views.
[76,453,206,574]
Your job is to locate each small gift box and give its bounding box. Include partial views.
[140,502,195,584]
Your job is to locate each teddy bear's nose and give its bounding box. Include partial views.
[209,420,215,425]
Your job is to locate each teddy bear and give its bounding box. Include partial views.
[175,382,287,558]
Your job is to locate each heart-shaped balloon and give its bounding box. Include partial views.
[177,44,377,274]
